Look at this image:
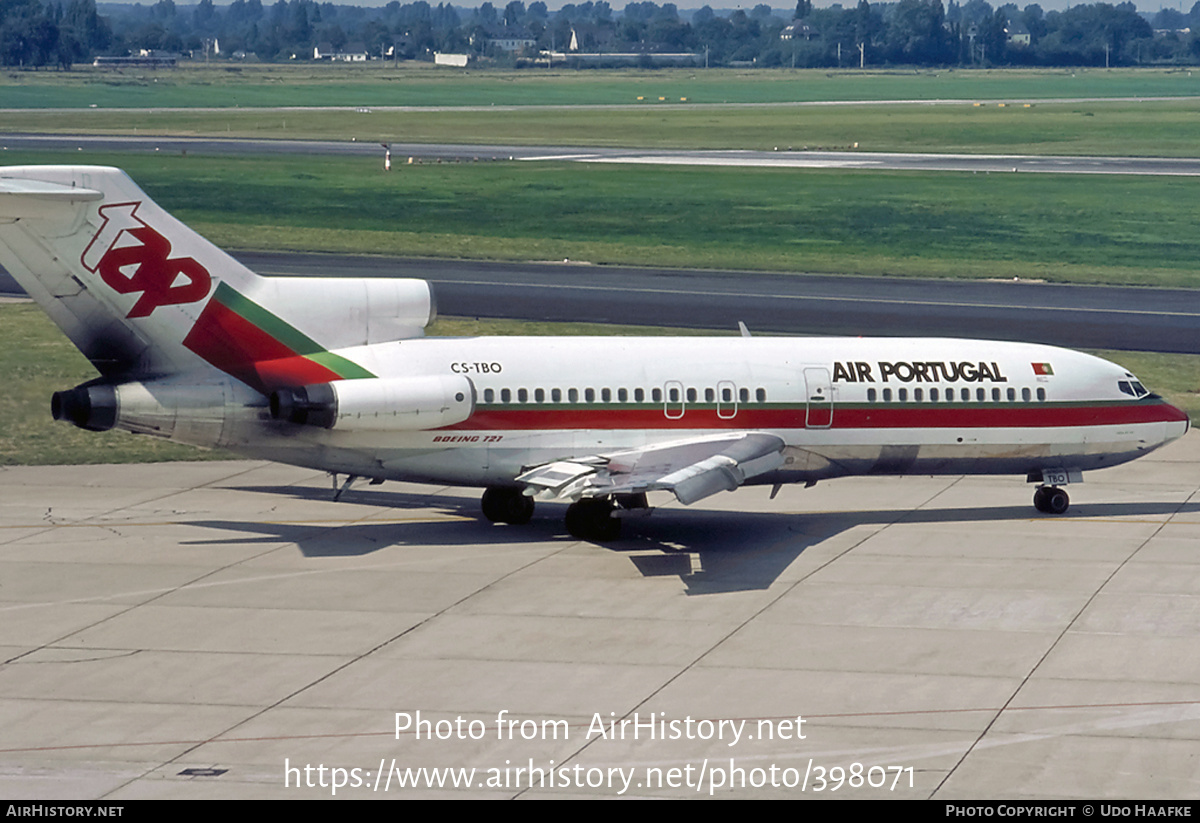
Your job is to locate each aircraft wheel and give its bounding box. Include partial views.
[1044,486,1070,515]
[1033,486,1049,513]
[565,498,621,541]
[481,487,535,525]
[1033,486,1069,515]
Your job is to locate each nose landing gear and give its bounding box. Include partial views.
[1033,485,1070,515]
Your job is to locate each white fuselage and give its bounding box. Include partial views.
[204,335,1190,489]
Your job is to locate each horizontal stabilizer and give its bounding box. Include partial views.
[0,177,102,205]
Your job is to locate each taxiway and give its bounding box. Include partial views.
[6,133,1200,176]
[1,433,1198,798]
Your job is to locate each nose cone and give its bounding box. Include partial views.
[1157,400,1190,444]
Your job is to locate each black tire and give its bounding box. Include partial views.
[1045,487,1070,515]
[565,498,621,541]
[481,487,534,525]
[1033,486,1050,513]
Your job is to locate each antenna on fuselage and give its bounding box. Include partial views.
[738,321,752,338]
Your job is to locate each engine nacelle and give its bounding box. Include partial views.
[52,384,118,432]
[52,376,237,447]
[270,375,475,432]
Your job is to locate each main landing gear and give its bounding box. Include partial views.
[1033,485,1070,515]
[481,487,640,542]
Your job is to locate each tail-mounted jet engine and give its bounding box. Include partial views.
[269,375,475,431]
[52,376,239,446]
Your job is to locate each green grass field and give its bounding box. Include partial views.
[1,66,1194,466]
[3,149,1196,287]
[1,301,1194,466]
[2,98,1195,156]
[5,97,1200,157]
[5,65,1200,156]
[3,65,1200,109]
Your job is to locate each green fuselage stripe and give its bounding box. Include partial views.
[213,282,375,380]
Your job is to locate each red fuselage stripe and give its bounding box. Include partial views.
[438,402,1187,431]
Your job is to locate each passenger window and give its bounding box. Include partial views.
[898,388,907,402]
[535,388,545,403]
[1037,387,1046,401]
[568,388,579,403]
[602,388,611,402]
[756,388,767,402]
[517,388,528,403]
[687,388,697,403]
[484,389,495,403]
[914,388,923,402]
[705,388,715,403]
[635,388,645,402]
[930,388,939,402]
[585,388,595,403]
[883,388,892,402]
[992,388,1001,402]
[551,388,562,403]
[867,388,877,402]
[1007,388,1016,402]
[1022,387,1031,402]
[617,388,627,402]
[739,388,749,403]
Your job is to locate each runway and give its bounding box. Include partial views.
[1,433,1198,798]
[3,251,1193,353]
[240,252,1200,354]
[6,133,1200,176]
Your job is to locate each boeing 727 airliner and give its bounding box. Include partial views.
[0,166,1188,539]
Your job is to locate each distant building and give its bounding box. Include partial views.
[780,20,818,40]
[1005,24,1031,47]
[470,26,536,52]
[314,43,370,61]
[434,52,471,67]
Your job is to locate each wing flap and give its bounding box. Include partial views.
[515,459,603,498]
[517,432,786,506]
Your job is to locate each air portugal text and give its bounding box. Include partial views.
[833,361,1009,384]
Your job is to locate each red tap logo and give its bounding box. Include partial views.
[81,202,212,318]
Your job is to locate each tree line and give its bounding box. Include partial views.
[2,0,1198,69]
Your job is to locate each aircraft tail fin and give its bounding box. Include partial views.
[0,165,434,393]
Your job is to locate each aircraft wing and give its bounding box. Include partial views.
[515,432,786,506]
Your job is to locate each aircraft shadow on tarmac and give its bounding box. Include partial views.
[185,484,1200,596]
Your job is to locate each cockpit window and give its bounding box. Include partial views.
[1118,380,1149,399]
